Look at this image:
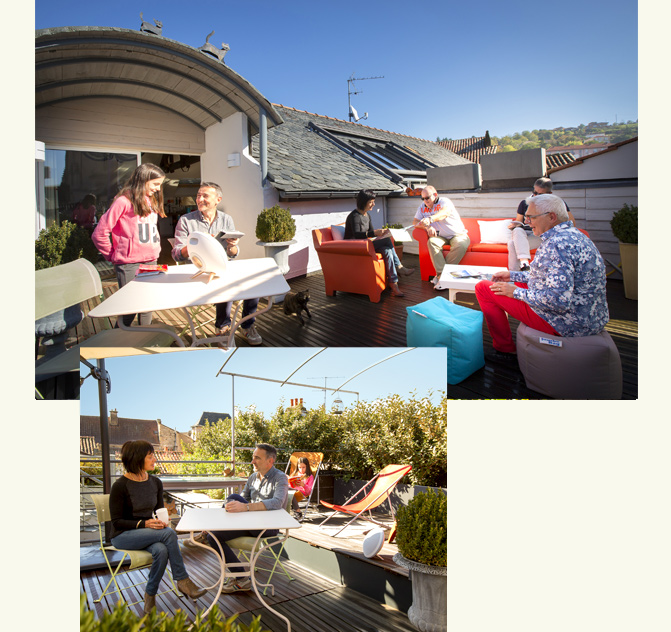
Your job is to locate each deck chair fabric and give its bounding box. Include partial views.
[319,464,412,537]
[90,494,179,606]
[226,494,294,596]
[284,451,324,519]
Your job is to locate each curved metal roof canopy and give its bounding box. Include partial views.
[35,26,283,134]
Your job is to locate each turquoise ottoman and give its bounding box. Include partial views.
[406,297,484,384]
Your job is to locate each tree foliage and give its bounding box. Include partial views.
[80,594,270,632]
[179,393,447,488]
[438,120,637,153]
[35,220,99,270]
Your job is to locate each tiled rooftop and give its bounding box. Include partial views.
[80,415,159,446]
[546,151,576,169]
[437,132,497,164]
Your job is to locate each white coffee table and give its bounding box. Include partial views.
[88,259,290,347]
[176,508,301,628]
[435,264,508,302]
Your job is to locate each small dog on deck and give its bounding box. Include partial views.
[283,289,311,325]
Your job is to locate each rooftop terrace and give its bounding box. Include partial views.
[40,253,637,400]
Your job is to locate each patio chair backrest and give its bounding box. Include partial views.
[352,464,412,511]
[90,493,112,525]
[35,258,102,320]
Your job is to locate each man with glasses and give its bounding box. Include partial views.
[413,185,470,289]
[507,177,575,271]
[475,194,608,361]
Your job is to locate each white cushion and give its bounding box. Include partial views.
[330,224,345,240]
[478,219,512,244]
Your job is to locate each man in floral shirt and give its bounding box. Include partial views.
[475,194,608,357]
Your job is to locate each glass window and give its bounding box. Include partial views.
[44,149,138,228]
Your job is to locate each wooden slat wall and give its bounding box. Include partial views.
[36,98,205,153]
[388,185,637,275]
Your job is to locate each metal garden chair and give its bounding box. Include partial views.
[90,494,180,607]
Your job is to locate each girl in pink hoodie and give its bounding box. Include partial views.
[92,164,166,327]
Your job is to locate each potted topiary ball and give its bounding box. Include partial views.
[255,205,297,303]
[610,203,637,300]
[393,489,447,632]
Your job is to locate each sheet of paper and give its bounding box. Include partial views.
[387,228,414,242]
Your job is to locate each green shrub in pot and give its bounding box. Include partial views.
[395,489,446,567]
[610,203,637,244]
[255,205,296,243]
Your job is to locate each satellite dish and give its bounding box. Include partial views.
[349,105,368,122]
[187,231,228,282]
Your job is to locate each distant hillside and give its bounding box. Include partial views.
[438,121,637,153]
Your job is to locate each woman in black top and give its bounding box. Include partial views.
[344,189,414,296]
[110,440,207,614]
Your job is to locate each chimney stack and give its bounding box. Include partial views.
[110,409,118,426]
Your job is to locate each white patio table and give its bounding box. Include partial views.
[87,259,290,347]
[435,263,508,302]
[176,507,301,629]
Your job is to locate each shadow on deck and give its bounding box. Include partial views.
[43,253,638,399]
[80,512,414,632]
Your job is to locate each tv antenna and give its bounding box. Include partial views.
[348,73,384,122]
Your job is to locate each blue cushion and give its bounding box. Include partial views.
[406,297,484,384]
[330,224,345,240]
[35,304,84,337]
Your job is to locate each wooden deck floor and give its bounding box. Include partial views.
[45,254,638,399]
[81,512,414,631]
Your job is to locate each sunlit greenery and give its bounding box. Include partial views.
[178,392,447,488]
[439,120,637,153]
[80,594,270,631]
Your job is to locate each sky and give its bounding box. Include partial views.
[79,347,447,432]
[33,0,638,141]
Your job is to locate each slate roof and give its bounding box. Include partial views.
[254,105,471,195]
[195,412,231,427]
[80,415,159,446]
[437,132,498,164]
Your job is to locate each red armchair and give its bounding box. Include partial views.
[312,228,389,302]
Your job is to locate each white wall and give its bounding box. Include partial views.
[201,113,266,261]
[551,141,638,182]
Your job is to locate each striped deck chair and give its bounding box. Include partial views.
[318,464,412,537]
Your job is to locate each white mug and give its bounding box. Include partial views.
[156,507,170,524]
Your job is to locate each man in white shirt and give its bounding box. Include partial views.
[413,186,470,288]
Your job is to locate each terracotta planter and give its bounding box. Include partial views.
[393,553,446,632]
[618,242,638,300]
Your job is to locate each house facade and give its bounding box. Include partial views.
[35,26,282,256]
